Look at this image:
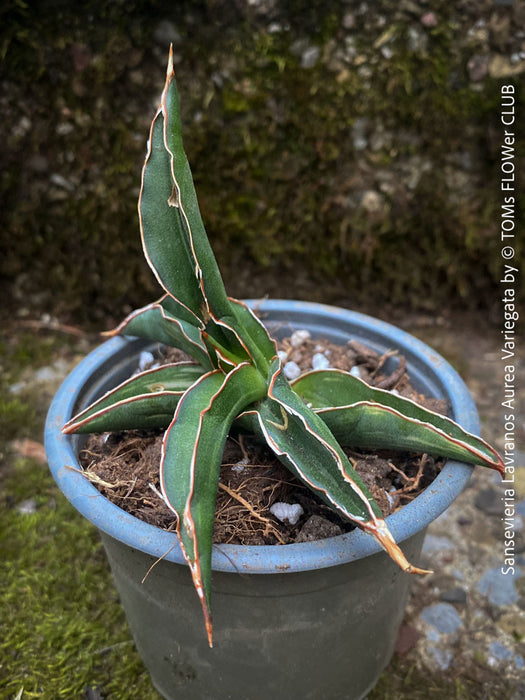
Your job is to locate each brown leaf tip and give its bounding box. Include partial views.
[167,44,175,79]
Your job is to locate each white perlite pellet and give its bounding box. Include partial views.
[312,352,330,370]
[270,502,304,525]
[138,351,155,371]
[283,361,301,380]
[290,329,311,347]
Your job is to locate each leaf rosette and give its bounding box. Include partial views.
[64,47,504,647]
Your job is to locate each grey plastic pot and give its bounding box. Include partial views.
[45,300,478,700]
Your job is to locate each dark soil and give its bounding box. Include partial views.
[79,334,446,545]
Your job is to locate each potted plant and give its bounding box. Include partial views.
[45,48,503,700]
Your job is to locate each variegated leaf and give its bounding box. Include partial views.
[292,369,504,474]
[139,99,205,320]
[160,362,267,647]
[243,360,430,576]
[158,48,236,326]
[103,298,215,369]
[63,363,204,434]
[228,298,277,372]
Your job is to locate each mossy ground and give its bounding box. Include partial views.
[0,458,160,699]
[0,328,161,698]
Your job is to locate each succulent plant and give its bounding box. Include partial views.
[63,48,504,647]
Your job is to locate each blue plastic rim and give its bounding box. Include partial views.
[45,300,477,574]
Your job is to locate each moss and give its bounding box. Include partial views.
[0,457,160,699]
[0,397,36,441]
[0,328,159,696]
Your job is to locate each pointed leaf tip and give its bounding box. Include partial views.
[363,519,432,575]
[167,44,174,78]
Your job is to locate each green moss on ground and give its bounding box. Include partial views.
[0,328,160,698]
[0,456,160,699]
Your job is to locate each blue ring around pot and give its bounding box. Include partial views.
[45,300,477,574]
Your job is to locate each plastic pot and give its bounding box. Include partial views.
[45,300,477,700]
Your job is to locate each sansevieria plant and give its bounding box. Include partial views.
[63,48,504,647]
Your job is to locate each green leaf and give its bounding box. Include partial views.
[104,297,215,369]
[200,298,277,376]
[159,51,235,326]
[160,362,267,647]
[292,369,504,473]
[242,360,430,575]
[139,104,205,321]
[229,298,277,372]
[63,363,204,434]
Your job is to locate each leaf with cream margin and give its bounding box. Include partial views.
[241,360,431,578]
[292,369,504,474]
[160,362,267,647]
[62,363,204,434]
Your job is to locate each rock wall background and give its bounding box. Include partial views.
[1,0,523,326]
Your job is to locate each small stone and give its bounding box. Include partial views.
[12,116,31,140]
[440,587,467,604]
[296,515,343,542]
[422,534,454,555]
[270,502,304,526]
[9,381,25,394]
[301,46,320,69]
[283,361,301,380]
[312,353,330,370]
[290,330,310,347]
[420,602,463,634]
[407,26,428,54]
[17,499,37,515]
[351,117,369,151]
[56,122,74,136]
[231,457,249,473]
[267,22,283,34]
[420,12,438,28]
[342,13,355,30]
[360,190,384,214]
[467,19,488,44]
[350,366,361,378]
[34,366,57,382]
[477,567,521,606]
[138,351,155,371]
[427,646,453,671]
[488,641,524,670]
[467,54,490,82]
[277,350,288,362]
[474,487,501,515]
[39,358,70,384]
[50,174,75,191]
